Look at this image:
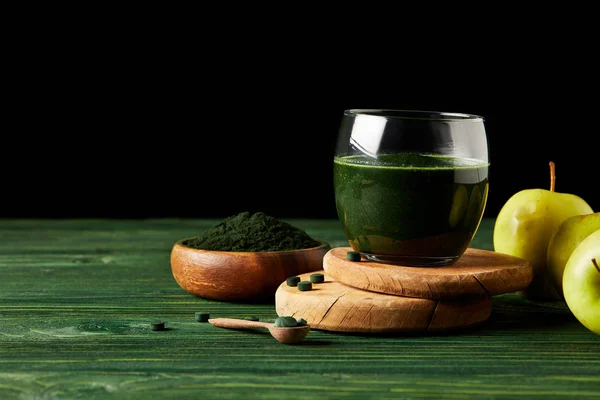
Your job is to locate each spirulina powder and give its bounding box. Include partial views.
[184,212,321,252]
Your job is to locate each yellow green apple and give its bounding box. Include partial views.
[493,162,594,300]
[547,212,600,297]
[562,229,600,335]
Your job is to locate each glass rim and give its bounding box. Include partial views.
[344,109,484,122]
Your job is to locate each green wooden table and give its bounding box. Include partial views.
[0,218,598,399]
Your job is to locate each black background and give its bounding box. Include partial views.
[3,22,598,220]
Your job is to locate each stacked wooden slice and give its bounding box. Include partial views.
[275,247,533,334]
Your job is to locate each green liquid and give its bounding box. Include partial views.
[333,153,489,264]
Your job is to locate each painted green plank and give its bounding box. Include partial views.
[0,218,598,400]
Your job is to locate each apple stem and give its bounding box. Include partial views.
[593,258,599,273]
[549,161,556,192]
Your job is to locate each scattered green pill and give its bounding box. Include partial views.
[298,281,312,291]
[286,276,301,287]
[310,273,324,283]
[296,318,308,326]
[244,316,259,321]
[274,316,298,327]
[347,251,361,261]
[151,321,165,331]
[195,312,210,322]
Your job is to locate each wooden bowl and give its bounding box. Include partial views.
[170,238,331,302]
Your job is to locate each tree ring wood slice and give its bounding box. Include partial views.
[323,247,533,300]
[275,271,492,333]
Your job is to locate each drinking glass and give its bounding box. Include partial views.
[333,109,489,266]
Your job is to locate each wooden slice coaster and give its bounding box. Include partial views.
[275,272,492,333]
[323,247,532,300]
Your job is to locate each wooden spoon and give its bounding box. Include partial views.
[208,318,310,344]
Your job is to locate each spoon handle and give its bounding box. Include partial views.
[208,318,272,330]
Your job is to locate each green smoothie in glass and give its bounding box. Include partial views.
[334,152,489,266]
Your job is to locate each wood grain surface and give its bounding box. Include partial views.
[275,271,492,333]
[0,218,599,400]
[323,247,534,299]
